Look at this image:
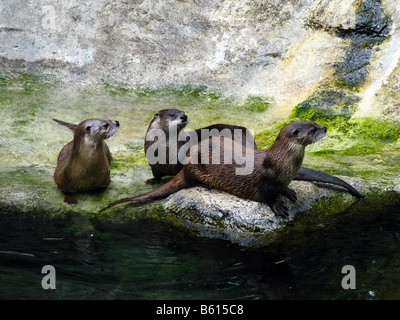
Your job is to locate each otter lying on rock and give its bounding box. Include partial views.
[54,118,120,203]
[101,121,361,218]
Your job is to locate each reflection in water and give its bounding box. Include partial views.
[1,206,400,300]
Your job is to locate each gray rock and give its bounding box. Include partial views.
[162,176,371,247]
[0,0,362,106]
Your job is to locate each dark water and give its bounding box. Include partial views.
[1,206,400,300]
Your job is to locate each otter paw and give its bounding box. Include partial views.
[270,202,289,219]
[282,187,297,202]
[145,178,161,185]
[64,195,77,204]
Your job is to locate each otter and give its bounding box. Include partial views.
[101,121,348,218]
[143,109,363,199]
[54,118,120,203]
[144,108,256,184]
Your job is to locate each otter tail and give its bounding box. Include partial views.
[99,171,189,213]
[295,167,364,199]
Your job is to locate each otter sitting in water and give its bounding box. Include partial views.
[54,118,120,203]
[143,109,363,199]
[101,121,347,218]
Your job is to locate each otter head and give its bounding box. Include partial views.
[54,117,120,145]
[75,118,120,144]
[277,121,327,147]
[152,109,188,133]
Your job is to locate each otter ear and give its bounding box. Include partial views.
[53,118,78,131]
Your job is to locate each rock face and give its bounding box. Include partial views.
[1,0,400,120]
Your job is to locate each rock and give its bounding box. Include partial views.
[1,0,400,120]
[162,177,372,247]
[0,0,380,108]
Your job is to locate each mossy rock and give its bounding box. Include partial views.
[0,74,399,247]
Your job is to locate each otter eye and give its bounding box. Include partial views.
[309,127,316,134]
[293,129,299,137]
[103,123,109,129]
[154,113,160,117]
[85,126,91,132]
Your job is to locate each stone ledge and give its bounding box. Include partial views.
[161,176,396,247]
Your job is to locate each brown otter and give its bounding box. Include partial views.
[143,109,363,199]
[144,109,256,184]
[54,118,120,203]
[101,121,335,218]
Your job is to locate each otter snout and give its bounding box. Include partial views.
[105,120,120,139]
[313,124,327,143]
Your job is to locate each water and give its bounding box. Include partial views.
[1,206,400,300]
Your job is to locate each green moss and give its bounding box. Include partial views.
[111,144,148,170]
[288,91,400,157]
[174,84,221,100]
[114,83,272,115]
[306,194,356,218]
[292,88,359,120]
[0,72,53,131]
[254,121,287,149]
[0,73,7,86]
[268,189,400,249]
[133,84,222,100]
[101,78,134,96]
[110,156,147,172]
[12,119,32,126]
[0,72,52,94]
[242,95,271,112]
[134,86,159,97]
[300,189,400,224]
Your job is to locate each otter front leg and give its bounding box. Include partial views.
[145,168,163,185]
[63,193,77,204]
[145,177,162,185]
